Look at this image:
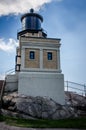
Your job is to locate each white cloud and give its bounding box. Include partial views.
[0,38,18,52]
[0,0,62,16]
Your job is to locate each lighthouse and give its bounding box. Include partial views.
[15,9,65,105]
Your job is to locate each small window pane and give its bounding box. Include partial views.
[30,51,35,59]
[48,52,52,60]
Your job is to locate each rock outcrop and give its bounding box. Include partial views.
[1,92,75,119]
[1,92,86,119]
[65,92,86,117]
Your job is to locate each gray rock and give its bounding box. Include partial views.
[42,111,49,119]
[2,92,86,119]
[1,109,36,119]
[3,95,13,106]
[65,91,86,106]
[16,97,41,118]
[59,109,67,117]
[8,106,16,111]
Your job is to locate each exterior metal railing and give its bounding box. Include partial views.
[5,68,15,75]
[1,69,86,98]
[65,81,86,97]
[0,77,6,108]
[0,68,16,108]
[17,27,47,38]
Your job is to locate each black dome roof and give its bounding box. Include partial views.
[21,9,43,22]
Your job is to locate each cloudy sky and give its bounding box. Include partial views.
[0,0,86,85]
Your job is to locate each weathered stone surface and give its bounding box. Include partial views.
[1,109,36,119]
[65,92,86,107]
[1,92,86,119]
[3,95,13,105]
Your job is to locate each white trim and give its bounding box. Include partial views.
[20,68,62,73]
[22,46,59,51]
[21,42,60,48]
[40,49,43,69]
[29,49,36,52]
[57,48,61,70]
[20,37,61,44]
[21,48,25,70]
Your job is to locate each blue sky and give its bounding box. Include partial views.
[0,0,86,84]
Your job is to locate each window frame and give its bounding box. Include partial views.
[29,51,35,60]
[47,52,52,60]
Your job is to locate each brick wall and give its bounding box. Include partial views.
[25,48,40,68]
[24,48,58,69]
[43,50,57,69]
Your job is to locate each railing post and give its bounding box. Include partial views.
[67,81,68,92]
[84,84,86,97]
[0,78,6,108]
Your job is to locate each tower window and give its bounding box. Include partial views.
[30,51,35,59]
[47,52,52,60]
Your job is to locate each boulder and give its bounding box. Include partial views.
[1,92,77,119]
[65,91,86,107]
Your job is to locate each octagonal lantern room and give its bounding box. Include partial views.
[17,9,47,38]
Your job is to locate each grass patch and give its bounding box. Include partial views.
[0,115,4,122]
[0,115,86,129]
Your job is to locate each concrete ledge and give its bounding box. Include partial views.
[5,74,18,92]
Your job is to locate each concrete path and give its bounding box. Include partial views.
[0,122,84,130]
